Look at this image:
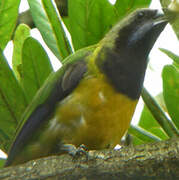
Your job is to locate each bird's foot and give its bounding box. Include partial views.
[60,144,89,160]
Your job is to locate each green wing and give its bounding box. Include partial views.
[5,45,96,166]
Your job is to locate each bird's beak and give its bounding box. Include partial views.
[152,10,168,29]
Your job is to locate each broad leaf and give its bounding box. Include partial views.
[0,50,27,152]
[160,0,179,39]
[114,0,152,19]
[27,0,61,60]
[129,125,161,144]
[64,0,119,50]
[162,65,179,129]
[160,48,179,68]
[12,24,31,81]
[0,158,5,168]
[0,0,20,49]
[21,37,53,103]
[64,0,151,50]
[131,135,144,146]
[139,105,168,140]
[42,0,73,60]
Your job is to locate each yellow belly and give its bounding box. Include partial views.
[11,74,138,165]
[54,75,137,149]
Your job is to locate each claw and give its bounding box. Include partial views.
[60,144,89,159]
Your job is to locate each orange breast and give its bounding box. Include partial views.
[54,75,138,149]
[12,74,138,166]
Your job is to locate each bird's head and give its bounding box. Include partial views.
[104,9,168,59]
[96,9,168,99]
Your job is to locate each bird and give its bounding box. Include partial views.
[5,8,167,166]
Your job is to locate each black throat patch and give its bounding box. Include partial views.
[96,47,148,100]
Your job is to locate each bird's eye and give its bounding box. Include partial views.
[137,11,145,19]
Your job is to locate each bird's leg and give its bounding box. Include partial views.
[58,143,89,159]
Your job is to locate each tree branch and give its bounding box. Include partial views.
[1,138,179,179]
[18,10,35,29]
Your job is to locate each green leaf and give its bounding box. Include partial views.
[0,0,21,49]
[160,48,179,68]
[128,125,161,143]
[155,93,168,112]
[21,37,53,103]
[170,13,179,40]
[114,0,152,18]
[0,50,27,152]
[0,158,6,168]
[160,0,170,8]
[64,0,118,50]
[160,0,179,39]
[27,0,61,60]
[141,88,178,137]
[64,0,151,51]
[12,24,31,81]
[139,105,168,140]
[42,0,73,60]
[162,65,179,129]
[131,135,144,146]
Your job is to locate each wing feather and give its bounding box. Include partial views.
[5,60,87,166]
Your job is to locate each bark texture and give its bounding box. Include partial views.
[0,138,179,180]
